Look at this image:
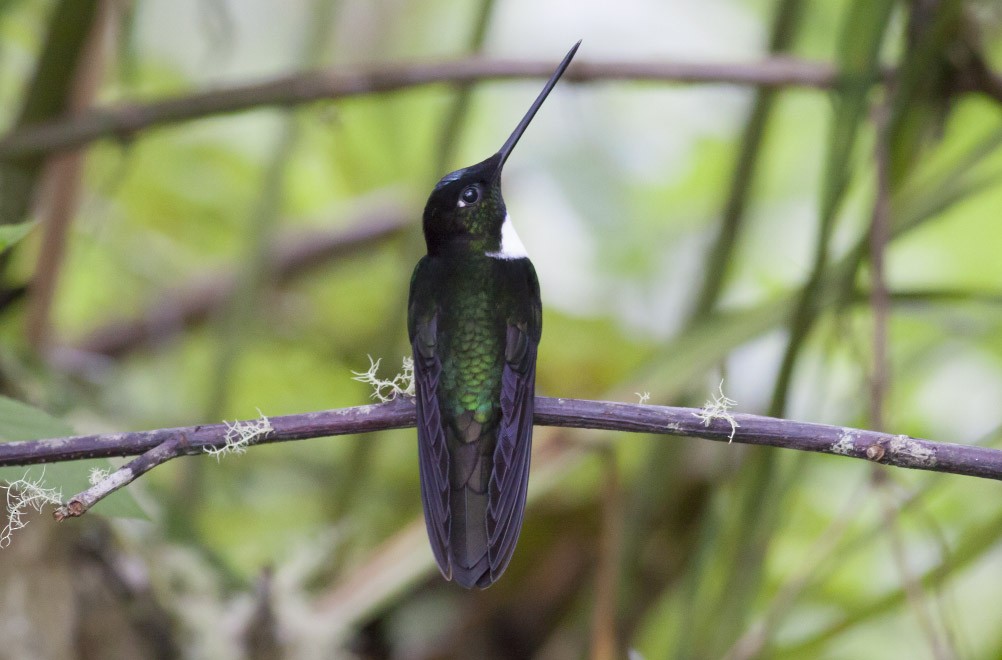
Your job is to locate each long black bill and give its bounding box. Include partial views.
[492,40,581,180]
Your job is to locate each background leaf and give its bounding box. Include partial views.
[0,396,145,518]
[0,0,1001,657]
[0,221,35,253]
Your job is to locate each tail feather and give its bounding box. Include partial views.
[449,486,491,588]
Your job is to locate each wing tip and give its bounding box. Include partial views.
[450,557,494,589]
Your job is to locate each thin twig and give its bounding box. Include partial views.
[777,506,1002,656]
[0,57,845,161]
[24,0,110,349]
[869,102,892,430]
[870,86,955,659]
[53,433,192,519]
[880,487,955,660]
[52,410,272,519]
[5,50,1002,166]
[723,476,874,659]
[0,0,100,228]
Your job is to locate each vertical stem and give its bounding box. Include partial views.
[25,0,112,350]
[0,0,100,228]
[689,0,805,320]
[881,494,954,660]
[871,91,954,659]
[590,447,622,660]
[869,103,891,430]
[641,4,808,653]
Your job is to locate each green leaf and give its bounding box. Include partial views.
[0,221,36,253]
[0,396,146,519]
[0,395,73,441]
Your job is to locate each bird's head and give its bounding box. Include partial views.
[421,41,580,258]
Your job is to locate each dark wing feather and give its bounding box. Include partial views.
[409,260,451,579]
[486,336,536,577]
[485,261,541,580]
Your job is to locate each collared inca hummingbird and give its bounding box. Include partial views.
[408,41,580,588]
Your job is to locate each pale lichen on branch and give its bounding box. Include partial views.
[694,380,740,442]
[352,355,415,402]
[88,466,110,485]
[204,410,274,461]
[2,468,62,547]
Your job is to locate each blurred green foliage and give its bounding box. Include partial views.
[1,0,1002,658]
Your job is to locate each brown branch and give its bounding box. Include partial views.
[48,208,408,366]
[869,102,892,430]
[53,433,191,520]
[4,51,999,167]
[0,0,99,227]
[0,396,1000,518]
[0,56,842,161]
[25,0,112,349]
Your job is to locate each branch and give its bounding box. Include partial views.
[0,0,99,226]
[1,396,1000,519]
[5,51,998,165]
[52,433,190,520]
[48,209,408,365]
[0,56,842,160]
[23,0,110,348]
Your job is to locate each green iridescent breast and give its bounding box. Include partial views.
[438,257,505,429]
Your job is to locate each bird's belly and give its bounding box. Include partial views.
[439,284,504,434]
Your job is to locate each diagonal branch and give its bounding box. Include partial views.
[49,209,408,365]
[52,433,192,520]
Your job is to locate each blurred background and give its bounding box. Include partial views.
[1,0,1002,657]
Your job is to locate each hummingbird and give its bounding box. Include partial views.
[408,41,580,588]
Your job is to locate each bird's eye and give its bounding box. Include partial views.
[459,186,480,206]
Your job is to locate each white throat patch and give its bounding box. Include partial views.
[486,214,529,260]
